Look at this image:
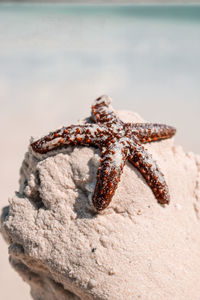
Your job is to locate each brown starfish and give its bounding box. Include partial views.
[31,95,176,211]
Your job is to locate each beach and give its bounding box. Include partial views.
[0,4,200,299]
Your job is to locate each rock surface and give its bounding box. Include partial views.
[1,109,200,300]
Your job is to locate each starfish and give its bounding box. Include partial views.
[31,95,176,211]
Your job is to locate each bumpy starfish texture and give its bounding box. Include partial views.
[31,95,176,211]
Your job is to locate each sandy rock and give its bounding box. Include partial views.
[1,109,200,300]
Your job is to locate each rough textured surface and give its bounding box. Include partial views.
[1,109,200,300]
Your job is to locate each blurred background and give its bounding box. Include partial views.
[0,2,200,299]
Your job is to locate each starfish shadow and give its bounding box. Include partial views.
[127,160,166,208]
[73,156,99,220]
[73,190,98,220]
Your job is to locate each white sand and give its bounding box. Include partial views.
[1,108,200,299]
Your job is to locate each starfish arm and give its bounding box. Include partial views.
[130,123,176,143]
[128,142,170,204]
[31,124,105,154]
[91,95,122,126]
[92,144,127,211]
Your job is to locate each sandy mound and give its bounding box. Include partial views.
[1,109,200,300]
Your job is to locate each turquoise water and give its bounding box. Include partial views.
[0,4,200,151]
[1,4,200,20]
